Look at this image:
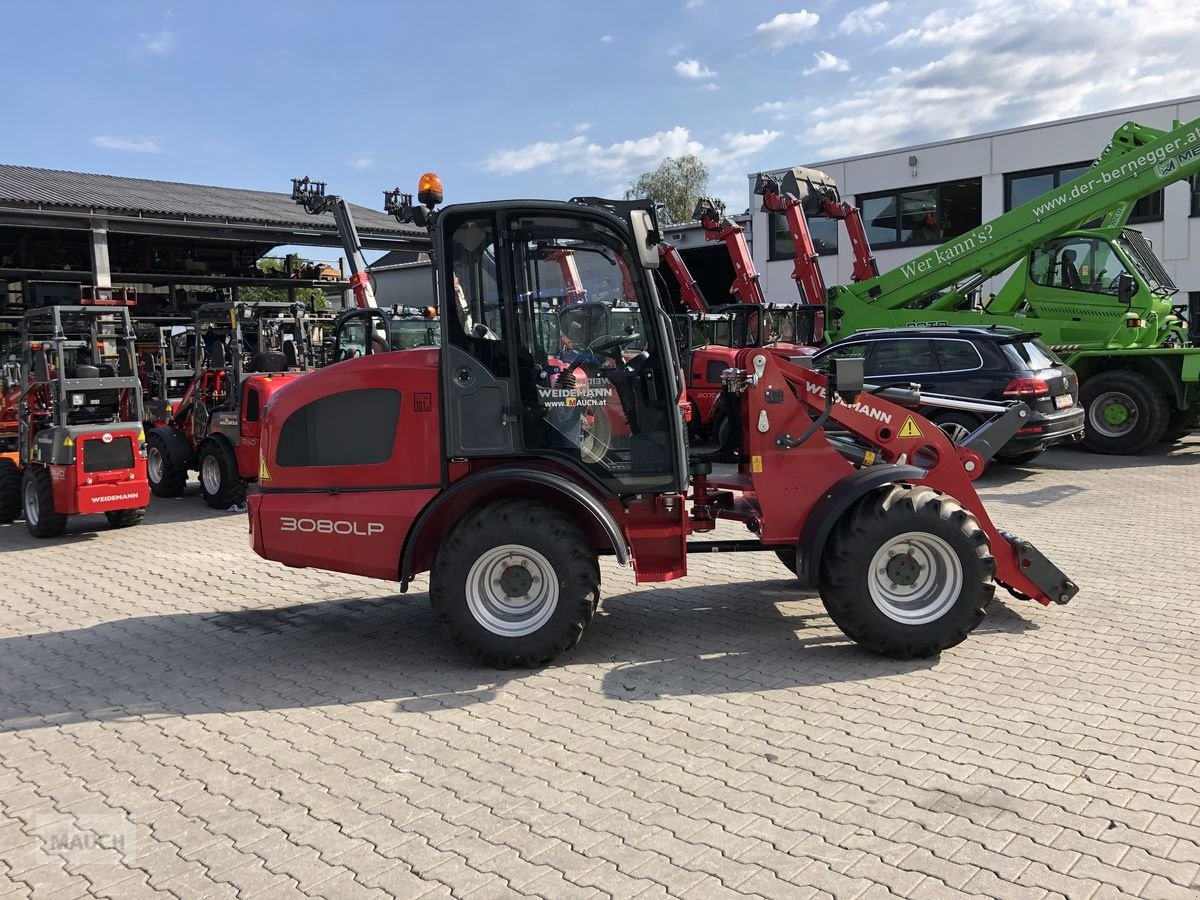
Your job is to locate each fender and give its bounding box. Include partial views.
[399,466,629,590]
[793,464,926,588]
[151,425,197,470]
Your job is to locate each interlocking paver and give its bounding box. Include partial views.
[2,441,1200,898]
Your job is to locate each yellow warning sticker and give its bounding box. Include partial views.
[751,455,763,473]
[898,416,924,439]
[258,454,271,481]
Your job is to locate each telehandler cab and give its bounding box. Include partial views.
[248,176,1077,668]
[0,289,149,537]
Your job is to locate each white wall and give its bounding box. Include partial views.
[751,96,1200,307]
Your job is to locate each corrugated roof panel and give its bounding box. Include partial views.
[0,164,423,237]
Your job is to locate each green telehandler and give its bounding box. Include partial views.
[760,116,1200,453]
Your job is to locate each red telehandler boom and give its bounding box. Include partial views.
[292,178,378,309]
[247,173,1078,670]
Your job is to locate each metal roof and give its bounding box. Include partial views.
[0,164,423,240]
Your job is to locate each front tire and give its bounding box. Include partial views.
[147,433,186,497]
[198,439,245,510]
[818,485,995,659]
[23,467,67,538]
[1080,370,1168,454]
[0,458,21,523]
[431,499,600,669]
[932,411,981,445]
[105,507,146,528]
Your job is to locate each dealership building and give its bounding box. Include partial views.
[746,94,1200,315]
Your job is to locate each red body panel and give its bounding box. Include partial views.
[47,427,149,515]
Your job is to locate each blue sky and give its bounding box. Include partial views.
[9,1,1198,217]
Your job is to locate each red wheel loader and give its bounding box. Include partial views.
[247,177,1077,668]
[0,289,149,537]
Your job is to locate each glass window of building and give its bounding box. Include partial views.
[855,180,982,249]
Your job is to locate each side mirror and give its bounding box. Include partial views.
[828,356,864,404]
[1117,272,1137,304]
[629,209,660,269]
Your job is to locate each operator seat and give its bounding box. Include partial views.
[1060,250,1083,290]
[253,350,287,373]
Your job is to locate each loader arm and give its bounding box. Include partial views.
[728,349,1078,607]
[695,198,766,305]
[291,177,377,308]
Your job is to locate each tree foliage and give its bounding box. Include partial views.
[623,155,710,226]
[239,254,331,309]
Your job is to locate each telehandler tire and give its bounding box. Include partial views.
[1080,370,1168,454]
[0,458,21,523]
[431,499,600,669]
[198,439,245,510]
[105,507,146,528]
[818,484,994,659]
[23,467,67,538]
[147,433,186,497]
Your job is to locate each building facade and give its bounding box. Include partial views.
[749,95,1200,314]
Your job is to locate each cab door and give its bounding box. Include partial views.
[438,204,686,495]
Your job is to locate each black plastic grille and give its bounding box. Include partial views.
[82,436,134,472]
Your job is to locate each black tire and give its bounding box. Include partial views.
[23,466,67,538]
[1080,370,1168,454]
[105,507,146,528]
[931,411,982,445]
[431,499,600,669]
[994,449,1043,465]
[0,458,21,523]
[818,484,995,659]
[775,548,798,575]
[147,432,186,497]
[198,439,245,510]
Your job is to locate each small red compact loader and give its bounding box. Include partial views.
[247,178,1077,668]
[0,289,149,537]
[147,301,310,508]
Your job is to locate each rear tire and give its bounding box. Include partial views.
[147,433,186,497]
[23,467,67,538]
[198,439,245,510]
[818,484,994,659]
[0,458,20,523]
[105,507,146,528]
[932,411,981,445]
[1080,370,1168,454]
[431,499,600,669]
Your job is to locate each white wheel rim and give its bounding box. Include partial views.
[867,531,963,625]
[200,454,222,494]
[148,446,164,484]
[1088,390,1138,438]
[938,422,971,445]
[465,544,559,637]
[23,479,39,526]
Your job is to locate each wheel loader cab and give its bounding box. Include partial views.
[438,203,687,496]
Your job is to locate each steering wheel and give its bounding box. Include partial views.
[588,333,640,360]
[472,322,501,341]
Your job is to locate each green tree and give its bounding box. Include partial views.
[624,155,710,225]
[240,254,332,309]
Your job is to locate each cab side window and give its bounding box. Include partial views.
[447,218,510,377]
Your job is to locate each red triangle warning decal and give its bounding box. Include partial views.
[898,416,923,439]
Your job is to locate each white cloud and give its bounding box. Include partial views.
[753,10,820,50]
[91,135,161,153]
[685,0,705,8]
[575,122,592,133]
[804,0,1200,158]
[600,34,614,43]
[349,156,374,171]
[675,58,717,80]
[482,127,781,183]
[838,2,890,35]
[137,29,174,55]
[803,51,849,75]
